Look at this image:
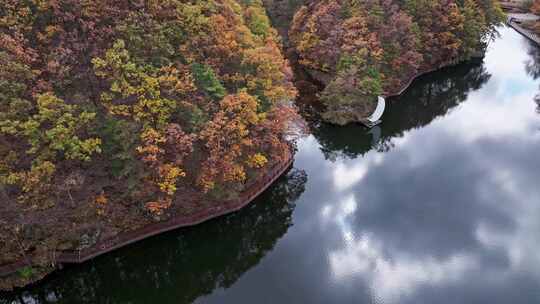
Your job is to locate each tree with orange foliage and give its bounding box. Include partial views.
[198,91,261,194]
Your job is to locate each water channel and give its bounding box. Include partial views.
[2,26,540,304]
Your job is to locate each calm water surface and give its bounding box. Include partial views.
[3,27,540,304]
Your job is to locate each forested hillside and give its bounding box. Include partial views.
[0,0,509,291]
[0,0,298,288]
[289,0,504,125]
[0,0,298,208]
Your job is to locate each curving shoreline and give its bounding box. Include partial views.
[0,148,294,290]
[0,42,488,293]
[0,59,467,290]
[385,56,482,99]
[385,68,444,98]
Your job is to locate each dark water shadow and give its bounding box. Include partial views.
[301,59,491,160]
[0,169,307,304]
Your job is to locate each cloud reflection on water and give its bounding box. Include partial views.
[319,27,540,303]
[191,26,540,304]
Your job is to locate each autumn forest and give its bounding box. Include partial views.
[290,0,504,124]
[0,0,504,290]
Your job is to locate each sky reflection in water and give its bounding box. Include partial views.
[199,27,540,304]
[3,27,540,304]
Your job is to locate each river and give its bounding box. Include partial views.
[2,26,540,304]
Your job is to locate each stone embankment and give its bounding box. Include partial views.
[0,149,294,285]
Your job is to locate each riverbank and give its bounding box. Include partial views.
[0,0,302,292]
[385,55,486,98]
[0,148,294,291]
[286,0,504,126]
